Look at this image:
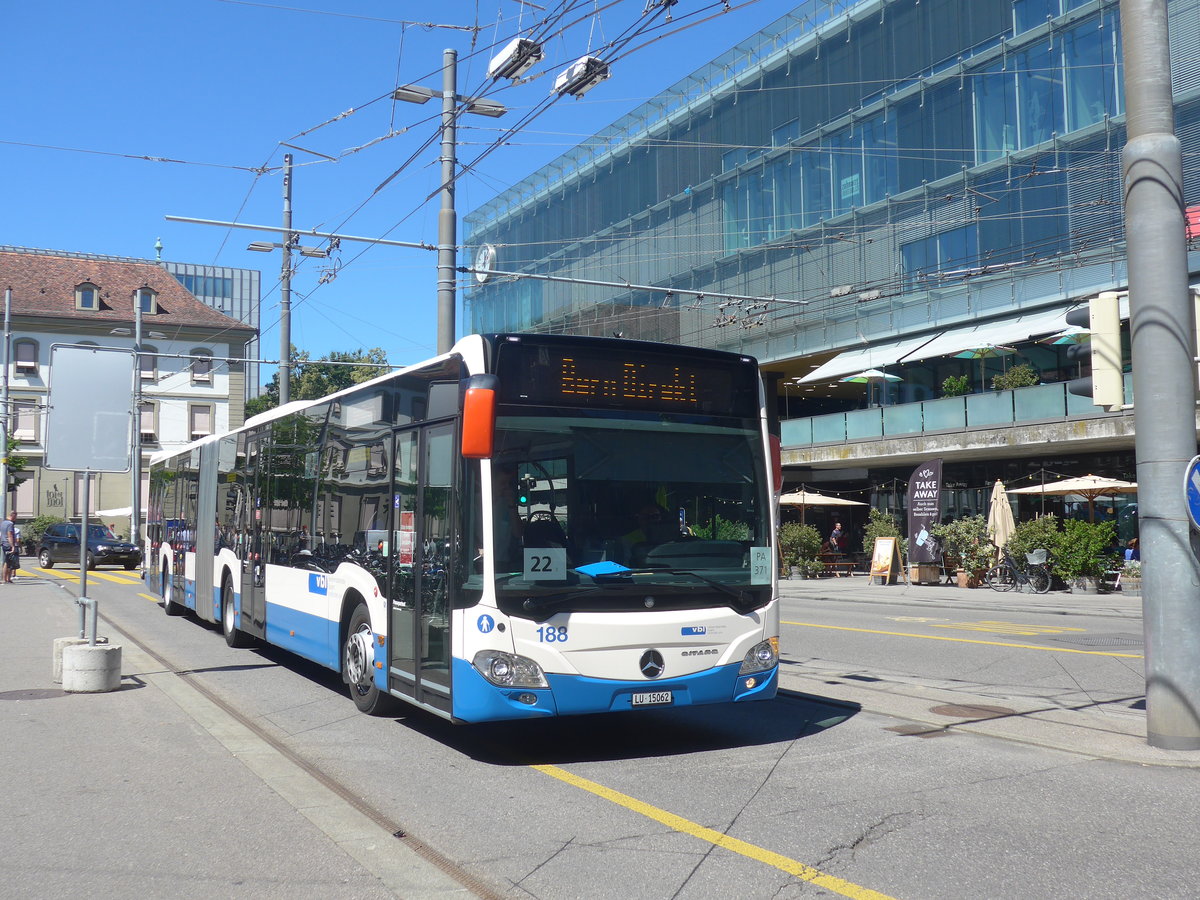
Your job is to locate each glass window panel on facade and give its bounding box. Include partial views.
[1016,41,1064,148]
[974,61,1018,164]
[1064,17,1120,132]
[14,340,36,371]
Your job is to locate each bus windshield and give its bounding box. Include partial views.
[489,411,771,617]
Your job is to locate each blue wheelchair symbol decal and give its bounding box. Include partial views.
[477,614,495,634]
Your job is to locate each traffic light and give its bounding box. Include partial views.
[1066,290,1123,410]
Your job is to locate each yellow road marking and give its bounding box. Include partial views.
[30,567,79,582]
[138,593,159,603]
[782,620,1142,659]
[532,764,897,900]
[931,620,1085,636]
[88,571,142,584]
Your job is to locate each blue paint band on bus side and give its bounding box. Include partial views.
[263,601,339,670]
[450,657,777,722]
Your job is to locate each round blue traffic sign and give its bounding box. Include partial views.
[1185,455,1200,531]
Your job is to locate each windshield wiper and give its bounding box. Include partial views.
[652,569,757,611]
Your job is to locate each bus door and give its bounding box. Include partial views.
[387,422,454,716]
[239,430,267,633]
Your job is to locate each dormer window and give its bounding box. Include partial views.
[137,287,158,315]
[75,283,100,311]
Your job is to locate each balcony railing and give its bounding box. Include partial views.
[781,376,1134,448]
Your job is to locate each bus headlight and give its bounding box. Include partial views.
[473,650,548,688]
[738,637,778,674]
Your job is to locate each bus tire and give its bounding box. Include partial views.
[221,575,253,648]
[162,567,184,616]
[343,602,398,716]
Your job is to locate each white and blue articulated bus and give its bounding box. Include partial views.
[146,333,781,722]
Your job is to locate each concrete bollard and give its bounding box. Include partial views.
[52,636,109,684]
[61,643,123,693]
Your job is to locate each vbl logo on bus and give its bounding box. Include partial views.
[309,573,328,595]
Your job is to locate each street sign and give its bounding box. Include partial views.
[1185,455,1200,531]
[44,344,134,473]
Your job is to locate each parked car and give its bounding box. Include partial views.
[37,523,142,570]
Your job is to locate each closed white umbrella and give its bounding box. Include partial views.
[987,480,1016,554]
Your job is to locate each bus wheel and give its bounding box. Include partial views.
[162,568,183,616]
[343,602,397,716]
[222,575,252,648]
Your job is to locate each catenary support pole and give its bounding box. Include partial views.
[437,48,458,355]
[0,287,11,521]
[130,292,142,549]
[280,153,293,405]
[1121,0,1200,749]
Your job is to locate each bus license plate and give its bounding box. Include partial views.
[632,690,673,707]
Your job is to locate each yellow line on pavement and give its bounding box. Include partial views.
[532,764,897,900]
[138,593,159,603]
[931,620,1086,636]
[29,567,79,582]
[783,620,1142,658]
[88,571,142,584]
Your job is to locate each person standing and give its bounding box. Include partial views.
[0,511,18,584]
[829,521,844,556]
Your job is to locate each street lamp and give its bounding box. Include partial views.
[393,48,507,353]
[113,307,165,549]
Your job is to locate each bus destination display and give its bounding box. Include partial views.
[497,341,757,414]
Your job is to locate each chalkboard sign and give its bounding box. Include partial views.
[869,537,899,583]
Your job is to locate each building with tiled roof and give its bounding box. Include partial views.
[0,247,259,533]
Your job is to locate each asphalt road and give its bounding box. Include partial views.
[25,568,1200,899]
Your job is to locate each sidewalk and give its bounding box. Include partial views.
[778,570,1142,618]
[775,573,1200,768]
[0,576,468,898]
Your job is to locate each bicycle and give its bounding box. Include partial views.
[984,549,1052,594]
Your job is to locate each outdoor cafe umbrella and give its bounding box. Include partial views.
[986,479,1016,555]
[838,368,902,406]
[954,343,1015,391]
[1007,474,1138,522]
[778,489,867,524]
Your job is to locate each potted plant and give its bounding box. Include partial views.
[941,374,970,398]
[779,522,823,578]
[931,515,993,587]
[1054,519,1118,592]
[1121,560,1141,595]
[991,363,1039,391]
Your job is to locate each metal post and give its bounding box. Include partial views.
[130,293,142,548]
[280,152,293,405]
[1121,0,1200,750]
[437,48,458,355]
[0,287,10,521]
[78,472,97,644]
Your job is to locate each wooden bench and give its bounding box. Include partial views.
[938,554,961,585]
[818,552,858,577]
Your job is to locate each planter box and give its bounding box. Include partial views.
[910,564,940,585]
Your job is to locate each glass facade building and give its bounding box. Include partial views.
[161,261,262,398]
[464,0,1199,370]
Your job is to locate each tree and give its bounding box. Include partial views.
[247,346,391,417]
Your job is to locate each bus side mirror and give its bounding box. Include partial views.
[461,374,499,459]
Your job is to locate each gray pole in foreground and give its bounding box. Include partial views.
[280,152,294,405]
[130,294,142,548]
[437,48,458,355]
[1121,0,1200,750]
[0,287,10,522]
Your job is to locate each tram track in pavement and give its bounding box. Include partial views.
[74,582,508,900]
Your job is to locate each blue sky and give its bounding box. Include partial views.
[4,0,800,383]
